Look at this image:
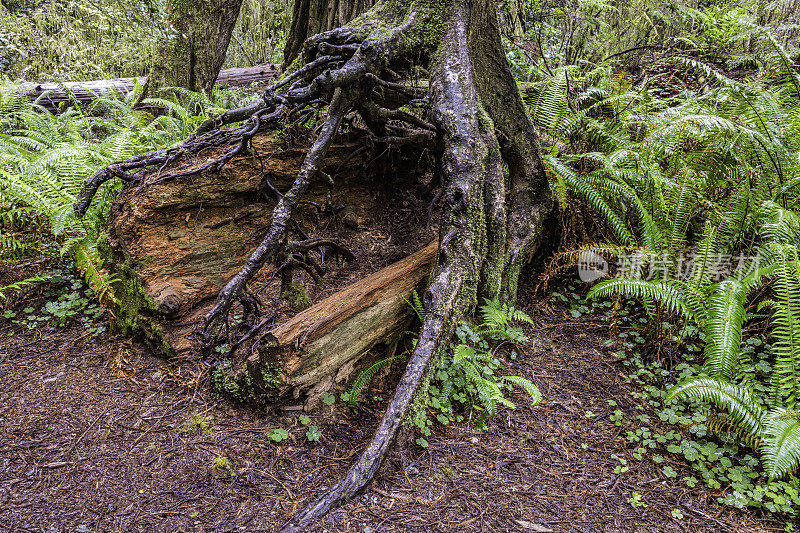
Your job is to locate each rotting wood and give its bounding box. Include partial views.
[20,64,282,110]
[241,240,437,408]
[104,133,365,358]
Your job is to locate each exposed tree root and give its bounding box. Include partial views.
[281,3,501,528]
[75,0,554,529]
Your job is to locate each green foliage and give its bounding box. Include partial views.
[415,297,541,438]
[343,355,401,407]
[760,245,800,408]
[0,272,53,301]
[223,0,292,68]
[499,0,799,76]
[321,392,335,406]
[763,410,800,481]
[268,427,289,442]
[1,0,170,80]
[0,83,249,303]
[281,281,311,310]
[406,289,426,322]
[1,0,292,81]
[584,286,800,515]
[668,378,766,439]
[183,411,214,434]
[210,455,235,478]
[305,425,322,442]
[530,28,800,278]
[525,10,800,514]
[3,269,108,336]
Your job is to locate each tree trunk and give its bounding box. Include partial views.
[283,0,375,65]
[146,0,245,94]
[76,0,554,528]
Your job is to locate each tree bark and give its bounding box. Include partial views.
[283,0,375,65]
[146,0,245,94]
[469,0,554,301]
[76,0,554,528]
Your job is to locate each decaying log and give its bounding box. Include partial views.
[20,64,282,110]
[104,130,435,403]
[239,240,437,408]
[106,134,358,356]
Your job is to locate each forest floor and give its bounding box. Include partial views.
[0,280,787,533]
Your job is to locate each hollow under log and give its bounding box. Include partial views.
[103,132,436,403]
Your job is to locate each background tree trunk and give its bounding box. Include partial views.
[146,0,245,94]
[282,0,375,65]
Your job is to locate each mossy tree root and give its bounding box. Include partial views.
[75,0,553,528]
[281,1,510,529]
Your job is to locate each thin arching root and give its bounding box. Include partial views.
[286,238,354,260]
[74,19,381,217]
[196,12,432,343]
[280,2,499,529]
[201,86,356,340]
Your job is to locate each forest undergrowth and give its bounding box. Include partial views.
[2,0,800,526]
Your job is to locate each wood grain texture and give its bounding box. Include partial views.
[248,240,437,407]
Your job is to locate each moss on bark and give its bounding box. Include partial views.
[147,0,244,94]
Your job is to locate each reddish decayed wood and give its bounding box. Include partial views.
[269,240,437,350]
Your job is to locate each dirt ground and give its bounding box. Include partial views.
[0,285,787,532]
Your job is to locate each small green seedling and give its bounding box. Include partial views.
[269,428,289,442]
[306,425,322,442]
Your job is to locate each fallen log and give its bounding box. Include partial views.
[20,64,282,110]
[103,131,436,404]
[234,240,437,408]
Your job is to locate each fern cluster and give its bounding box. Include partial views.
[0,82,252,301]
[344,296,541,438]
[426,298,541,432]
[584,196,800,479]
[525,17,800,484]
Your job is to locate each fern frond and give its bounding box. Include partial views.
[346,356,402,405]
[706,413,761,447]
[406,290,427,322]
[461,359,507,418]
[502,375,542,407]
[588,278,699,322]
[668,377,765,438]
[763,408,800,479]
[0,273,54,300]
[703,280,747,380]
[760,245,800,408]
